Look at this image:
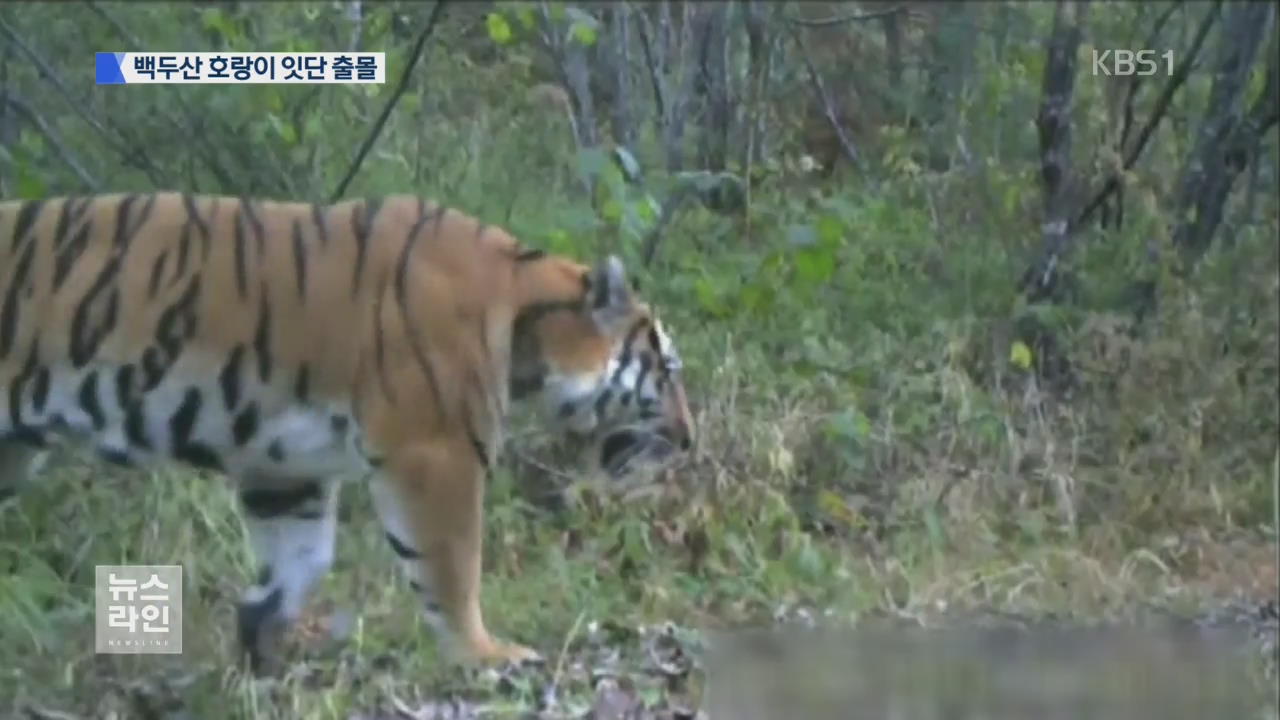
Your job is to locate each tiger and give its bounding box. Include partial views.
[0,192,693,672]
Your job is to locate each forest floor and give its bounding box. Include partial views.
[2,444,1277,719]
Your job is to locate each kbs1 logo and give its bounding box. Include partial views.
[1092,49,1174,77]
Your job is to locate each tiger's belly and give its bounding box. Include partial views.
[4,363,375,480]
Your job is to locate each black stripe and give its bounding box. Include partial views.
[49,198,81,258]
[514,248,546,262]
[49,198,92,291]
[8,200,44,251]
[241,197,266,260]
[238,585,283,671]
[220,344,245,410]
[111,194,151,253]
[350,197,383,297]
[69,200,134,367]
[394,201,445,413]
[466,427,490,471]
[240,482,322,519]
[99,448,133,467]
[267,440,285,462]
[233,202,251,298]
[7,341,40,434]
[182,193,210,247]
[31,367,50,414]
[140,347,165,391]
[291,218,308,298]
[232,403,259,446]
[0,235,36,359]
[373,272,395,402]
[173,225,192,286]
[53,217,93,292]
[385,532,421,559]
[169,387,203,453]
[633,352,654,395]
[114,364,136,406]
[78,371,105,430]
[253,288,272,382]
[311,203,329,247]
[146,275,202,390]
[125,403,151,450]
[393,199,433,313]
[148,251,170,298]
[594,388,614,417]
[181,193,211,265]
[609,320,650,386]
[294,363,311,404]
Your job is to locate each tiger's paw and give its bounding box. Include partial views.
[455,637,544,668]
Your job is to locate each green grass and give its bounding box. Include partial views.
[3,272,1277,716]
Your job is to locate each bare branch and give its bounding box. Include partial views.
[331,0,447,203]
[634,10,666,127]
[1117,3,1180,154]
[0,15,169,186]
[1072,0,1222,235]
[788,25,862,173]
[0,92,100,190]
[784,5,907,27]
[1171,1,1277,269]
[346,0,364,53]
[608,4,635,147]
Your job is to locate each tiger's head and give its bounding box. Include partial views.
[511,255,693,477]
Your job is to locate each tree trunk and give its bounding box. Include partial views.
[1169,2,1277,271]
[697,3,730,170]
[608,4,635,147]
[1022,0,1089,303]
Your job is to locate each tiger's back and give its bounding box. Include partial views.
[0,193,525,478]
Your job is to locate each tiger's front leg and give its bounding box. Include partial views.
[235,475,341,674]
[369,440,540,665]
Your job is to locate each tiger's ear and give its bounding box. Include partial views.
[586,255,633,329]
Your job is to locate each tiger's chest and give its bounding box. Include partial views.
[13,363,375,480]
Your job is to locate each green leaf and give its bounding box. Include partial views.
[635,195,660,224]
[303,115,323,140]
[1009,340,1033,370]
[816,213,844,247]
[516,6,536,29]
[570,21,597,46]
[486,12,513,44]
[694,276,729,317]
[826,409,871,443]
[15,165,47,200]
[601,199,623,223]
[794,245,836,285]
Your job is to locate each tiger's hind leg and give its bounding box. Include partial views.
[0,441,47,503]
[369,440,541,666]
[235,475,340,674]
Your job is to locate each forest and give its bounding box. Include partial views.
[1,1,1277,718]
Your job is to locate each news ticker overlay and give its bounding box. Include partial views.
[95,52,386,85]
